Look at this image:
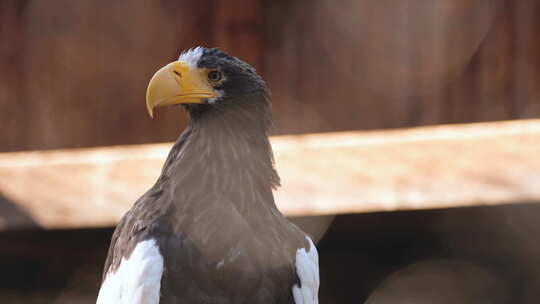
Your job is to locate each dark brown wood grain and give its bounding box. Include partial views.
[1,0,540,152]
[213,0,263,70]
[0,1,28,152]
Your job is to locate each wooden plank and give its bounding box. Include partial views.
[0,0,27,152]
[213,0,263,71]
[2,0,213,152]
[1,119,540,230]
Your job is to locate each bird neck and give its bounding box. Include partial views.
[161,101,281,212]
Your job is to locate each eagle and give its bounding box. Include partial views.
[96,47,319,304]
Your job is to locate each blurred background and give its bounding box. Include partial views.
[1,0,540,303]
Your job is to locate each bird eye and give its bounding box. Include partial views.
[208,70,223,82]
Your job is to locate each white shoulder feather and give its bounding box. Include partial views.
[292,236,319,304]
[96,239,164,304]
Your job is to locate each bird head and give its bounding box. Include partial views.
[146,47,269,119]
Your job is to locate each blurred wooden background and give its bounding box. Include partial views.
[1,0,540,152]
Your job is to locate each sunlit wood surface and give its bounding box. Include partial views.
[1,119,540,230]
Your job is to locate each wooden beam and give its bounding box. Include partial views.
[1,119,540,230]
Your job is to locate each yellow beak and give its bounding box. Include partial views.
[146,61,217,118]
